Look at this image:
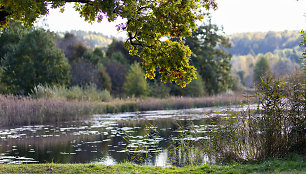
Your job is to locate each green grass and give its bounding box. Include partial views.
[0,156,305,174]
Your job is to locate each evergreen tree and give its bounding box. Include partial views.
[253,56,270,86]
[123,63,148,97]
[184,75,205,97]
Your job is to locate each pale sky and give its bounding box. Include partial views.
[39,0,306,37]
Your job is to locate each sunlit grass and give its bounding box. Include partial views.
[0,155,304,174]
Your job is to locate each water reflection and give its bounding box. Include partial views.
[0,105,255,166]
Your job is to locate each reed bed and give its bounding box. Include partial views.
[0,93,248,127]
[137,93,248,111]
[0,95,137,127]
[0,95,89,126]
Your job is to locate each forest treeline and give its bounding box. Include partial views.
[229,31,302,56]
[0,22,303,99]
[68,30,303,90]
[0,21,234,98]
[229,30,303,88]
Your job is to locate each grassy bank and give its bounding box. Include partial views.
[0,155,304,174]
[0,93,248,127]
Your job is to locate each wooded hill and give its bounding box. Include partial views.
[229,31,302,69]
[55,30,303,90]
[57,30,113,49]
[229,30,303,88]
[229,30,302,56]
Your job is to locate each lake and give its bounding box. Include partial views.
[0,104,256,166]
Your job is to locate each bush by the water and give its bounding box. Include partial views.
[207,73,305,162]
[31,83,112,102]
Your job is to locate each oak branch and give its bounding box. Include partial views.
[0,0,217,87]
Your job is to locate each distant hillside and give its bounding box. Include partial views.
[57,30,113,49]
[229,30,302,56]
[229,30,303,88]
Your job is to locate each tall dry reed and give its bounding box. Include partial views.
[0,95,137,127]
[137,93,247,111]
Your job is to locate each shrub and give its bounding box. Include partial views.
[31,84,112,102]
[207,73,305,162]
[256,74,305,158]
[31,84,56,99]
[82,83,111,101]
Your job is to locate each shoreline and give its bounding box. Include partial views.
[0,155,304,174]
[0,93,252,127]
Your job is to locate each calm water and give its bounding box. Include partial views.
[0,105,254,166]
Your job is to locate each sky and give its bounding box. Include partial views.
[39,0,306,37]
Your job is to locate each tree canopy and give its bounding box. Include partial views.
[0,0,217,87]
[253,56,270,86]
[1,27,70,94]
[185,21,232,94]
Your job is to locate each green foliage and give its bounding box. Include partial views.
[0,157,305,174]
[0,1,48,27]
[56,33,111,90]
[82,47,105,65]
[0,22,29,64]
[208,74,305,162]
[110,52,128,66]
[256,74,305,159]
[253,56,270,86]
[273,48,302,64]
[186,20,232,95]
[106,39,140,65]
[230,74,244,91]
[1,28,70,95]
[123,63,148,97]
[31,83,112,102]
[0,0,218,87]
[184,75,205,97]
[81,83,112,101]
[149,81,171,98]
